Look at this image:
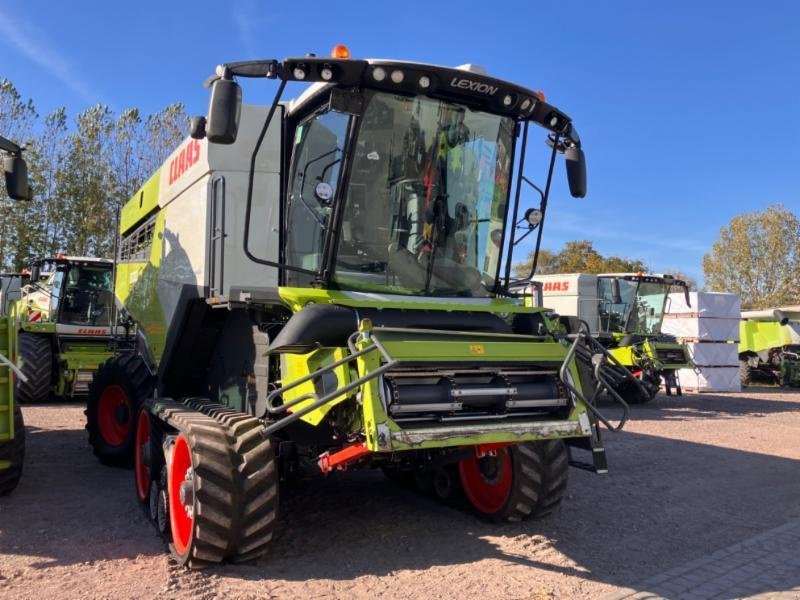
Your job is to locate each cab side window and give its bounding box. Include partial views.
[285,110,350,285]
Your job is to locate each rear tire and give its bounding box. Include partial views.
[0,403,25,496]
[739,359,752,387]
[86,354,154,467]
[459,440,569,522]
[15,333,52,404]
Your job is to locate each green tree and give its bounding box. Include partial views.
[515,240,647,277]
[703,204,800,308]
[0,80,39,270]
[1,77,189,269]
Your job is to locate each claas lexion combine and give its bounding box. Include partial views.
[91,48,634,568]
[533,273,693,403]
[0,135,31,495]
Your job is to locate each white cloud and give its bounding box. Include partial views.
[0,7,100,105]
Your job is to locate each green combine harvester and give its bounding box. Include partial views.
[534,272,693,403]
[91,47,636,568]
[0,134,32,495]
[739,307,800,386]
[8,256,116,407]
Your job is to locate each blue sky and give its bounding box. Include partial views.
[1,0,798,283]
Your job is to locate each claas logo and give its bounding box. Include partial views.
[543,281,570,292]
[168,139,202,185]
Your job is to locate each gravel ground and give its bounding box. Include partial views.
[1,388,799,599]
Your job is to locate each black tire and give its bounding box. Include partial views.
[739,360,752,387]
[86,353,154,467]
[617,373,659,405]
[15,333,52,404]
[156,399,278,568]
[459,440,569,522]
[0,403,26,495]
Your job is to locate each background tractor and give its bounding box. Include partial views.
[8,256,117,412]
[739,307,800,386]
[0,134,31,495]
[532,273,693,403]
[91,49,635,568]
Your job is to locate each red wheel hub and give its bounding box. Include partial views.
[168,434,195,557]
[459,446,513,514]
[97,385,131,446]
[134,410,151,502]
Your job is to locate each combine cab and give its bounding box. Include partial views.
[0,134,31,495]
[93,49,632,568]
[533,273,693,402]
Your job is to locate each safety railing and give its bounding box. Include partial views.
[263,329,398,436]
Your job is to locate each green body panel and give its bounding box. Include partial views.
[120,170,161,234]
[278,286,534,314]
[609,338,691,371]
[115,210,169,364]
[54,343,115,396]
[0,316,17,448]
[19,321,56,334]
[280,348,352,426]
[739,320,800,354]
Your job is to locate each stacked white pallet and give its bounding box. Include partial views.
[663,291,741,392]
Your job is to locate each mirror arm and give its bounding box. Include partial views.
[526,133,560,280]
[501,120,529,290]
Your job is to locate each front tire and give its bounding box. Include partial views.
[15,333,52,404]
[458,440,569,522]
[0,403,25,495]
[86,354,154,466]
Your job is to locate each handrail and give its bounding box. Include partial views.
[0,352,27,383]
[263,330,397,436]
[557,332,640,432]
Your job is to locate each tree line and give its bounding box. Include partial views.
[2,76,795,308]
[0,78,188,271]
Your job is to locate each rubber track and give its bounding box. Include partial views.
[505,440,569,522]
[15,333,51,404]
[86,353,154,466]
[154,398,277,568]
[0,403,25,495]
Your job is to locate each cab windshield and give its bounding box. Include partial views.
[285,91,515,296]
[598,278,670,335]
[58,265,113,326]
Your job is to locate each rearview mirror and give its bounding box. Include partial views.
[4,155,31,201]
[206,78,242,144]
[611,278,622,304]
[565,146,586,199]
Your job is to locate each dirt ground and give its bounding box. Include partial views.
[1,388,799,600]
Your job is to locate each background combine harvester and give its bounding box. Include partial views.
[532,273,693,403]
[90,47,638,568]
[739,307,800,387]
[0,134,32,495]
[7,256,116,409]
